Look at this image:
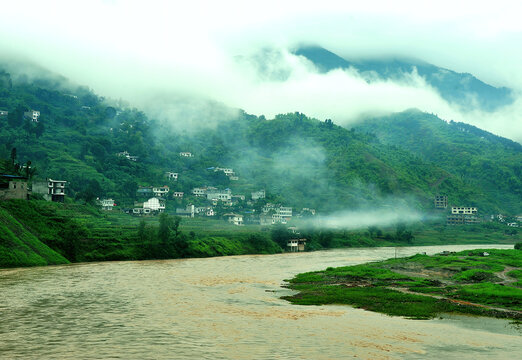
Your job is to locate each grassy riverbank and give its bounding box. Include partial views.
[1,199,520,268]
[282,249,522,320]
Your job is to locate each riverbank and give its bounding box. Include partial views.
[282,248,522,321]
[1,199,521,268]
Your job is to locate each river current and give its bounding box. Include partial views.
[0,244,520,359]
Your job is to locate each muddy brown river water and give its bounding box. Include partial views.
[0,244,520,359]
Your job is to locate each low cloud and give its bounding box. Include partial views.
[309,208,424,230]
[1,1,521,141]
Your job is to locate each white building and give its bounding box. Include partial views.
[451,206,477,215]
[173,192,184,198]
[192,187,207,196]
[176,204,195,218]
[24,110,40,122]
[117,151,138,161]
[99,198,115,210]
[179,152,193,157]
[224,213,243,226]
[251,190,265,201]
[153,186,169,197]
[166,172,178,181]
[206,188,232,201]
[143,197,165,212]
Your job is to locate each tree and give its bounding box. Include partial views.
[35,121,45,138]
[271,224,293,248]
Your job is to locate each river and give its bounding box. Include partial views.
[0,244,519,359]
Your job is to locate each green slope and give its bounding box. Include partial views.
[0,67,520,214]
[354,109,522,213]
[0,206,69,267]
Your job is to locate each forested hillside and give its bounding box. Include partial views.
[0,67,521,214]
[354,109,522,213]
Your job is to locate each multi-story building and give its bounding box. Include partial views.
[24,110,40,122]
[165,172,178,181]
[251,189,265,201]
[447,214,480,225]
[153,186,169,197]
[99,198,115,210]
[117,151,138,161]
[224,213,243,226]
[192,187,207,196]
[143,197,165,212]
[434,195,448,209]
[32,179,66,202]
[451,206,477,215]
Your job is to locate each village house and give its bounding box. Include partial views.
[165,172,178,181]
[179,152,193,157]
[32,179,66,202]
[172,191,184,198]
[300,208,316,216]
[287,238,307,252]
[262,203,276,213]
[192,187,208,196]
[446,214,480,225]
[99,198,115,211]
[152,186,169,197]
[137,186,153,196]
[251,189,265,201]
[117,151,138,161]
[434,195,448,209]
[231,194,245,202]
[259,213,272,226]
[206,188,232,202]
[273,206,292,224]
[0,110,8,118]
[24,110,40,122]
[0,174,30,200]
[224,213,243,226]
[143,197,165,212]
[176,204,195,218]
[451,206,477,215]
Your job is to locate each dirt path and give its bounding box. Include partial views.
[496,266,518,286]
[386,286,522,316]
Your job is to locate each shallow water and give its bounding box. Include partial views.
[0,244,519,359]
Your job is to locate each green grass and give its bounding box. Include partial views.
[0,207,69,267]
[283,249,522,320]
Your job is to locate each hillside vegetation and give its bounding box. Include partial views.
[1,67,521,215]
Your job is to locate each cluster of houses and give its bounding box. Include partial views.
[435,195,521,227]
[0,109,40,122]
[207,167,239,181]
[0,175,67,202]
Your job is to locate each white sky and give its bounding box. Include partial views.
[1,0,521,141]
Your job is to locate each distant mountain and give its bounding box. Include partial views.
[354,109,522,213]
[294,46,513,112]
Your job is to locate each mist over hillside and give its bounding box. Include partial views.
[1,66,520,216]
[294,46,514,112]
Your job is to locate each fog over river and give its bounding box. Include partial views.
[0,244,519,359]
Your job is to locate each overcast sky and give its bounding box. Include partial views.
[1,0,521,141]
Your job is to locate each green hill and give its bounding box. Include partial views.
[0,205,69,267]
[354,109,522,213]
[0,66,520,215]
